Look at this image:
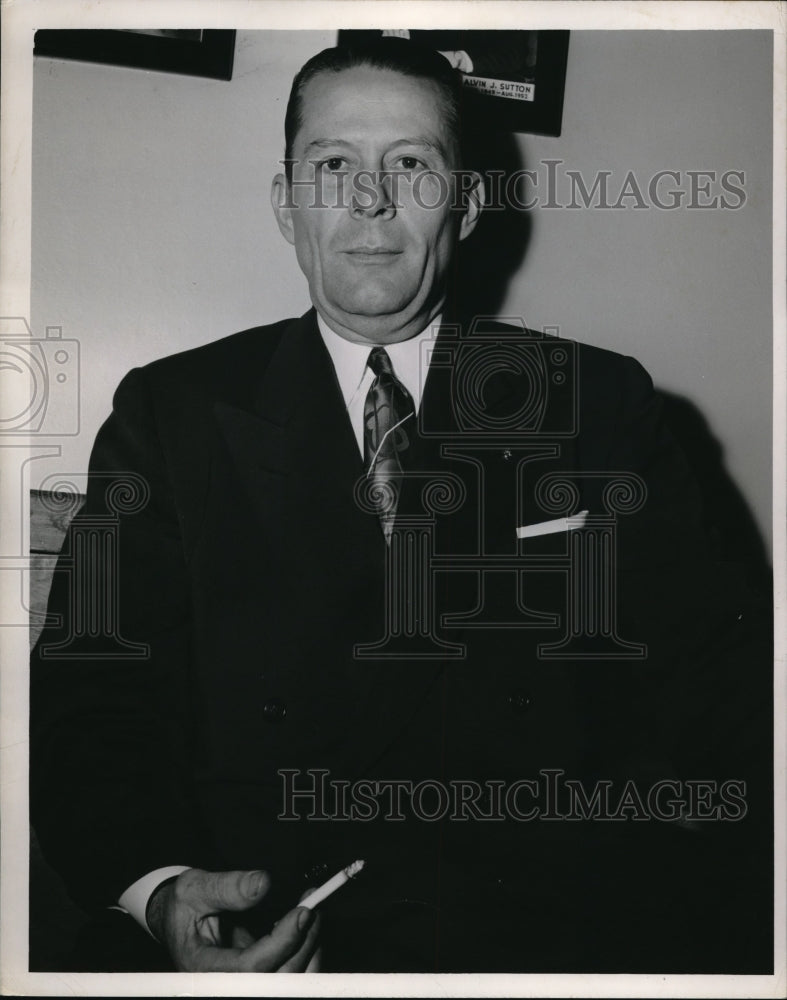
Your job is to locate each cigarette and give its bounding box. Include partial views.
[299,859,366,910]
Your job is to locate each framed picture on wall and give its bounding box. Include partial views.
[33,29,236,80]
[338,29,569,136]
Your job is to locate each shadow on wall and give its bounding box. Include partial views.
[452,111,532,320]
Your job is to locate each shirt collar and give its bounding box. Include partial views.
[316,312,442,411]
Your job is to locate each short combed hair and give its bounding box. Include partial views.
[283,38,464,178]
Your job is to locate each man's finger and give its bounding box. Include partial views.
[293,886,321,971]
[197,913,222,946]
[231,923,257,949]
[236,905,317,971]
[179,868,271,914]
[278,911,321,972]
[189,944,248,972]
[189,906,318,972]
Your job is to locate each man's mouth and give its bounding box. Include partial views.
[343,247,403,262]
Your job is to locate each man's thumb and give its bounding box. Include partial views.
[191,868,271,913]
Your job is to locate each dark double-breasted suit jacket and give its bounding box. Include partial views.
[31,309,772,972]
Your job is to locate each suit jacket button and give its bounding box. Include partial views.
[508,689,532,713]
[263,698,286,722]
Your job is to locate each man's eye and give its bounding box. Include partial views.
[398,156,423,170]
[319,157,347,172]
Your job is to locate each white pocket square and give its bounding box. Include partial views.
[516,510,589,539]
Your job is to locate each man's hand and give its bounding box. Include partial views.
[146,868,321,971]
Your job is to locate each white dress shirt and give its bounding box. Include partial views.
[117,310,443,937]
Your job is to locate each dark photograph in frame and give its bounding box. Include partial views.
[32,28,236,81]
[338,29,569,135]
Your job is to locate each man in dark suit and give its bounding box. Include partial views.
[31,38,771,974]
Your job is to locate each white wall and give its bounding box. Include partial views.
[31,29,773,552]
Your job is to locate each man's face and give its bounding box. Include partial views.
[271,65,482,344]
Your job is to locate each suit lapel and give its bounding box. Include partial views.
[216,309,384,569]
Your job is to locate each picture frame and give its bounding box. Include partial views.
[33,28,236,81]
[338,29,569,136]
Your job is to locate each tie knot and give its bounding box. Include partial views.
[367,346,395,380]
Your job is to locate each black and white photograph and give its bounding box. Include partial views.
[0,1,784,995]
[32,28,236,80]
[339,29,570,134]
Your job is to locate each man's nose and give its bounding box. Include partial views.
[349,169,396,219]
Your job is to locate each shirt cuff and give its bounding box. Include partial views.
[117,865,192,939]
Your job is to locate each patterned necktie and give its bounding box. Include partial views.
[363,347,416,542]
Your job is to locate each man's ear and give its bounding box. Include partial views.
[271,173,296,246]
[457,170,485,242]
